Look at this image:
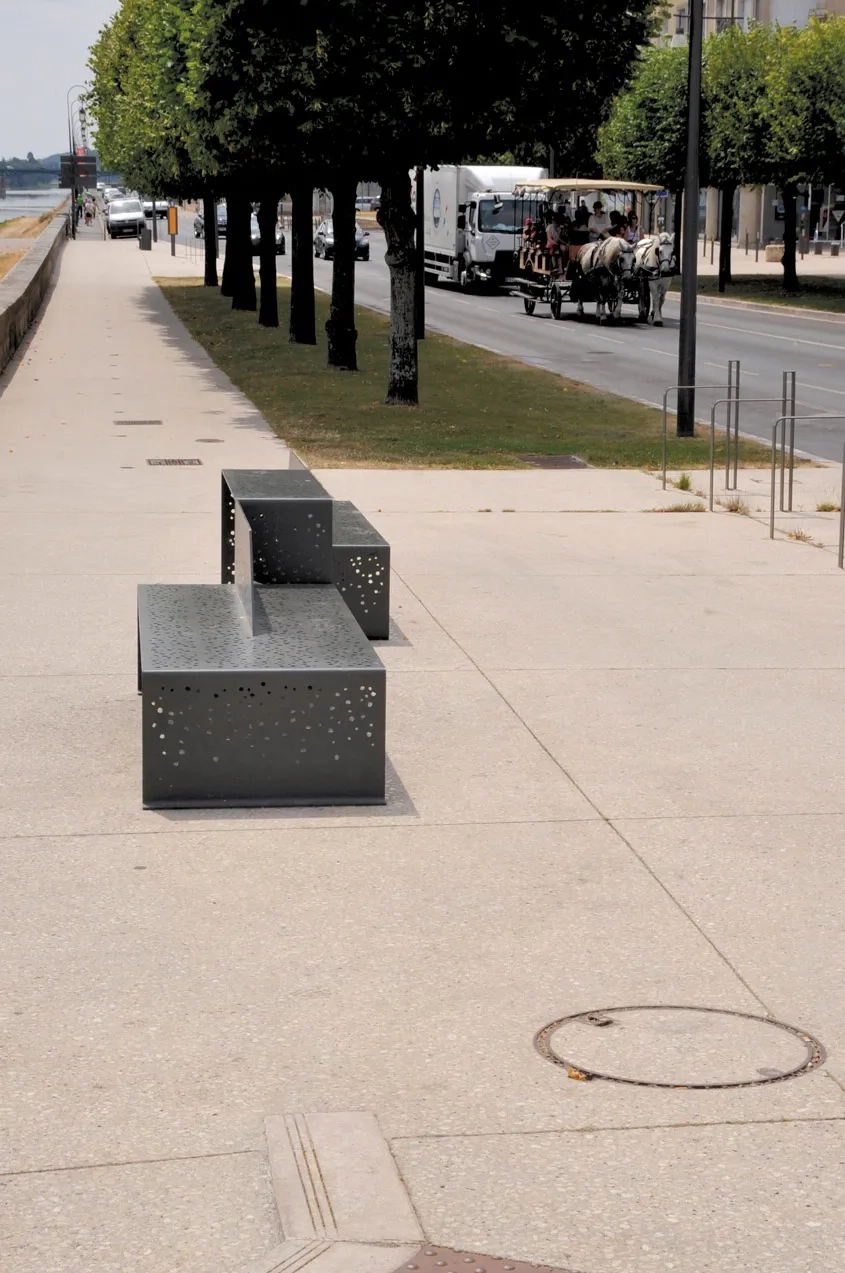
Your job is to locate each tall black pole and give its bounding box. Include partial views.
[415,167,425,340]
[676,0,704,438]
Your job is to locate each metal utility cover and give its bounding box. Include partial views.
[147,458,202,466]
[535,1005,824,1089]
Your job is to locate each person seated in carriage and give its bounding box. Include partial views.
[545,211,572,276]
[570,203,590,246]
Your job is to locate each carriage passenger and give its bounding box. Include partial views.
[588,201,610,240]
[625,213,644,244]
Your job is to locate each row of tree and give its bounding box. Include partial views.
[88,0,662,403]
[598,17,845,292]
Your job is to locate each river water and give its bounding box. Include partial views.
[0,188,66,224]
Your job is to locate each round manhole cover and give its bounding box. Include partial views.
[535,1006,824,1088]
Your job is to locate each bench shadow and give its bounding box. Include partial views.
[153,754,418,824]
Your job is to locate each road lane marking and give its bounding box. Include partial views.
[700,319,845,353]
[802,382,845,398]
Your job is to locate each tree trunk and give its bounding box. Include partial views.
[782,183,799,292]
[718,181,735,293]
[326,174,358,370]
[673,188,683,263]
[257,193,280,327]
[289,180,316,345]
[228,194,257,311]
[380,167,418,406]
[203,187,218,287]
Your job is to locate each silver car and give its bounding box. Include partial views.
[313,219,370,261]
[107,198,145,239]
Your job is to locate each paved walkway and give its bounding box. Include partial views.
[2,234,845,1273]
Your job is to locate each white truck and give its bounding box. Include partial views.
[414,164,547,287]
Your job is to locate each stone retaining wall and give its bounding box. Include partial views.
[0,213,69,374]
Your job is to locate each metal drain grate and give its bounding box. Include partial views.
[146,458,203,466]
[520,454,588,469]
[117,420,163,426]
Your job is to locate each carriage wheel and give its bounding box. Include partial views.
[523,297,536,316]
[550,285,563,321]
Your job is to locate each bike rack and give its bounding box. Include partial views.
[768,414,845,540]
[840,442,845,570]
[708,396,792,512]
[779,372,798,513]
[661,360,739,490]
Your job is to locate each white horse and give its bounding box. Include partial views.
[632,232,676,326]
[573,237,636,322]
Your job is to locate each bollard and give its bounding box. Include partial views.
[745,233,749,255]
[710,237,715,264]
[755,237,760,263]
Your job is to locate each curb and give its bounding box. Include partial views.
[669,291,845,324]
[240,1111,577,1273]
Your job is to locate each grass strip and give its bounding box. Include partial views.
[158,278,774,470]
[673,273,845,314]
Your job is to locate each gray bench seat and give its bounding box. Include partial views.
[138,582,386,808]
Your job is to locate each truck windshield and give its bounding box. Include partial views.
[477,197,537,234]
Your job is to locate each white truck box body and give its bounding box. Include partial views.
[416,164,547,284]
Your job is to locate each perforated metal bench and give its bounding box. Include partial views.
[138,468,388,809]
[221,470,391,637]
[332,501,390,640]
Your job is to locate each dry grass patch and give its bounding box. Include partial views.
[720,494,751,515]
[0,250,26,282]
[652,501,707,512]
[0,207,61,239]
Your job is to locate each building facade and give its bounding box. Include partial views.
[657,0,845,245]
[660,0,845,37]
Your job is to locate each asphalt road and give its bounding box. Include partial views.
[176,224,845,462]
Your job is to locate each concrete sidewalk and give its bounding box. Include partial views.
[2,234,845,1273]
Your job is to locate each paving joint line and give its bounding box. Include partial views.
[388,1112,845,1142]
[0,1146,260,1179]
[393,565,776,1017]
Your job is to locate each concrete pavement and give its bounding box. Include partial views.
[2,231,845,1273]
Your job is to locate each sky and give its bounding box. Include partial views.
[0,0,118,158]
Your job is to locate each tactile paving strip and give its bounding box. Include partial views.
[394,1248,579,1273]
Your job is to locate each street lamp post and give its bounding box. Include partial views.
[676,0,704,437]
[66,84,87,241]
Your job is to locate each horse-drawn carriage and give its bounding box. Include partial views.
[507,179,676,325]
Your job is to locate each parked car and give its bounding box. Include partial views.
[142,198,167,218]
[106,198,145,238]
[249,214,286,255]
[313,219,370,261]
[355,195,380,211]
[102,186,124,205]
[193,202,228,239]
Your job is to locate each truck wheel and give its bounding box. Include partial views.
[523,297,536,316]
